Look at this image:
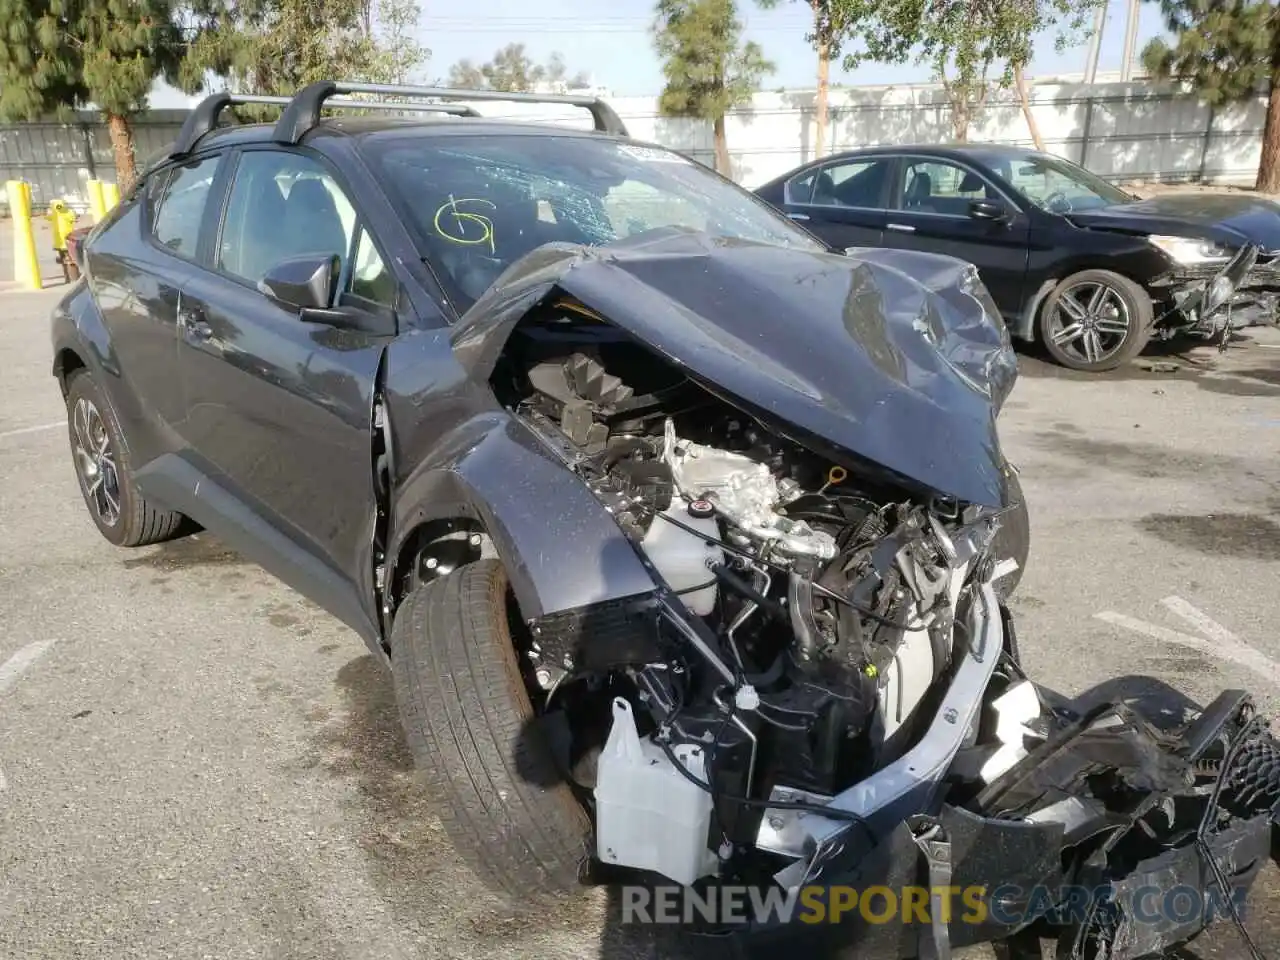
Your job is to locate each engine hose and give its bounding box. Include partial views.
[711,564,788,622]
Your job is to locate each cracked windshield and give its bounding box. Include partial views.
[371,134,824,308]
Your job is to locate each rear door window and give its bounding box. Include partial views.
[151,156,221,258]
[811,158,893,209]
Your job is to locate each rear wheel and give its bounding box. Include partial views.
[1038,269,1153,372]
[390,559,591,903]
[65,370,188,547]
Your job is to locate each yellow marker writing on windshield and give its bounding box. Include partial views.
[433,195,496,254]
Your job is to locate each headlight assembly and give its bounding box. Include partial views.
[1148,234,1233,265]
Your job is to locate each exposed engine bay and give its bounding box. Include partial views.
[487,299,1280,959]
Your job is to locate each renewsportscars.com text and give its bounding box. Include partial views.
[620,883,1249,927]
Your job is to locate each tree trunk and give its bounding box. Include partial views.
[713,114,732,177]
[106,113,138,195]
[1013,63,1044,151]
[1258,79,1280,193]
[813,0,830,161]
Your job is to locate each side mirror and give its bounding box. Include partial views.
[969,199,1009,222]
[258,254,339,310]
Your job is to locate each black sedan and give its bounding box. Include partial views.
[754,145,1280,371]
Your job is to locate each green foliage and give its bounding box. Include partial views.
[755,0,855,60]
[1143,0,1280,106]
[830,0,1103,138]
[446,44,586,92]
[653,0,774,120]
[0,0,186,121]
[368,0,431,85]
[187,0,429,95]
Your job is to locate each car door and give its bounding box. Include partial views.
[777,156,893,250]
[881,156,1031,317]
[176,146,398,631]
[85,154,225,458]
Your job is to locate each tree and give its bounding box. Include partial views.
[1143,1,1280,193]
[756,1,853,160]
[653,0,775,176]
[0,0,198,191]
[446,43,588,92]
[833,0,1101,144]
[367,0,430,85]
[187,0,428,97]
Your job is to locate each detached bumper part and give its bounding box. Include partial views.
[736,675,1280,958]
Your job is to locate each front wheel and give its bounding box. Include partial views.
[390,559,591,903]
[1038,269,1153,372]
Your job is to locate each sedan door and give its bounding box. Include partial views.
[776,155,893,250]
[175,147,399,636]
[881,156,1031,317]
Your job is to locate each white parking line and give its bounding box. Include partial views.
[1095,596,1280,689]
[0,640,59,793]
[0,640,58,695]
[0,420,65,441]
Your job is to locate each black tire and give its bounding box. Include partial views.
[65,370,188,548]
[991,468,1030,601]
[1038,269,1153,372]
[390,559,591,903]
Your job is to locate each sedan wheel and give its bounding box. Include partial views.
[1039,269,1153,372]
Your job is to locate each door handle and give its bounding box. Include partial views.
[180,306,213,341]
[788,212,811,221]
[886,223,916,233]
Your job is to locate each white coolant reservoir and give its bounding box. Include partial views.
[640,502,724,616]
[594,698,719,887]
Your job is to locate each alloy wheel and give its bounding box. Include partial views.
[1047,280,1132,366]
[72,397,122,527]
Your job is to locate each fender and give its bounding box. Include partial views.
[50,276,180,469]
[51,282,114,392]
[386,409,658,627]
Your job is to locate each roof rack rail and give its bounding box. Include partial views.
[272,81,630,143]
[168,90,484,161]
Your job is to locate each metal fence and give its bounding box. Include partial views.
[0,112,187,214]
[0,80,1268,216]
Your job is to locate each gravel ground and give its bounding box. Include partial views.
[1,281,1278,960]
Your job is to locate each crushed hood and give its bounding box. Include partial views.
[1068,193,1280,250]
[452,230,1019,508]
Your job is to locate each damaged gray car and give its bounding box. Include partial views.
[52,82,1278,960]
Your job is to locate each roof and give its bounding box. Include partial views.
[825,143,1046,161]
[165,82,628,166]
[194,114,607,150]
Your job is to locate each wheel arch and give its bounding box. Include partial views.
[383,415,658,643]
[1020,246,1163,343]
[52,346,88,397]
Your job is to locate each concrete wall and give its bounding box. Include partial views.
[470,79,1266,190]
[0,79,1266,215]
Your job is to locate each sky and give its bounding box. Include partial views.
[152,0,1165,106]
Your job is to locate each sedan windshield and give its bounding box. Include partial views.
[978,150,1134,214]
[367,134,826,311]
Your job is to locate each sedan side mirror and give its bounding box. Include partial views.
[969,199,1009,222]
[258,254,339,310]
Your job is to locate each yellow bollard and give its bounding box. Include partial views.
[102,182,120,212]
[5,180,41,290]
[46,200,80,283]
[86,179,107,222]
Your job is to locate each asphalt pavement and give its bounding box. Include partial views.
[1,279,1279,960]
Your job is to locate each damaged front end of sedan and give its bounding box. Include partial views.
[442,231,1280,959]
[1152,243,1280,349]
